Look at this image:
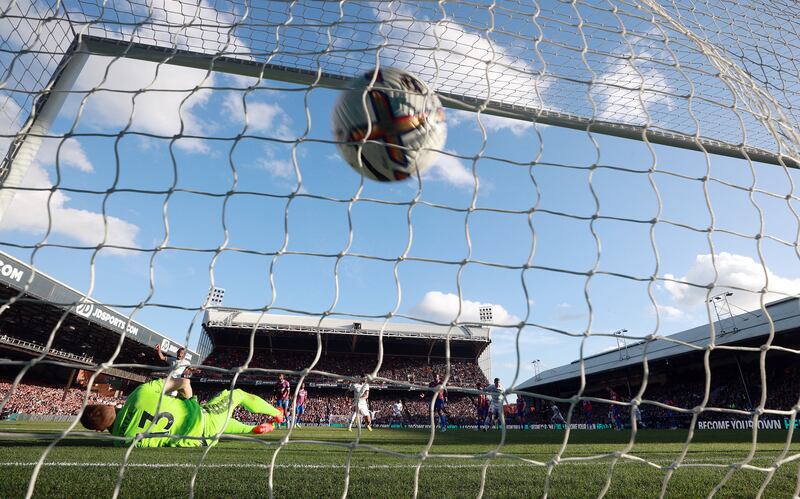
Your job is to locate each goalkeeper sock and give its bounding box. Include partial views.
[236,390,281,417]
[223,418,256,435]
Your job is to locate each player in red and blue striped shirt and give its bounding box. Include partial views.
[429,374,448,432]
[275,373,291,428]
[294,383,308,428]
[516,396,526,426]
[475,382,490,431]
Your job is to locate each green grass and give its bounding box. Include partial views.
[1,422,799,498]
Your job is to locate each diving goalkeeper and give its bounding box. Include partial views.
[80,377,284,447]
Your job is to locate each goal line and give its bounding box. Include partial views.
[0,458,768,470]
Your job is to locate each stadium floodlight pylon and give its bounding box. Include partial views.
[1,0,800,498]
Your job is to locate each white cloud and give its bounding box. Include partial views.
[448,109,537,137]
[0,0,251,252]
[421,150,473,188]
[655,304,685,321]
[0,162,139,252]
[76,56,216,154]
[444,109,472,128]
[120,0,252,57]
[0,94,136,252]
[1,0,256,157]
[35,137,94,173]
[0,99,93,174]
[253,145,296,179]
[57,138,94,172]
[410,291,519,326]
[371,5,551,117]
[222,93,292,137]
[343,6,551,189]
[592,34,675,124]
[664,252,800,311]
[477,114,538,137]
[369,5,676,137]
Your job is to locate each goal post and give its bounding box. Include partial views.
[0,40,88,222]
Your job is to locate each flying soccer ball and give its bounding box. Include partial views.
[332,67,447,182]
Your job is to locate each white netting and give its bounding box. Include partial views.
[1,0,799,497]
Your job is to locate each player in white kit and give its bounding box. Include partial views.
[389,399,405,428]
[487,378,505,429]
[348,374,373,432]
[155,343,191,397]
[551,403,567,425]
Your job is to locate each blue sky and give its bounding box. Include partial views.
[1,0,799,392]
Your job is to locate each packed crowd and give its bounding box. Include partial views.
[197,348,488,387]
[5,358,797,430]
[543,363,800,429]
[198,357,800,429]
[0,382,123,417]
[227,388,485,426]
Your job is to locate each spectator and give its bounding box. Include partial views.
[0,382,123,416]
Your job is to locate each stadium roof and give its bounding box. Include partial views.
[518,297,800,390]
[0,251,196,361]
[203,310,491,343]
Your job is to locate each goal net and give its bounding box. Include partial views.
[1,0,799,497]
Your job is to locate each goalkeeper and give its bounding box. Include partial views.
[80,377,284,447]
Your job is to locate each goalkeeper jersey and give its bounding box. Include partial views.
[111,378,204,448]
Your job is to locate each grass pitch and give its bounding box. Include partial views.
[1,422,799,498]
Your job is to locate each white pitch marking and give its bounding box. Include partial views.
[0,458,758,470]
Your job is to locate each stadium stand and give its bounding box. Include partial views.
[4,255,796,432]
[520,297,800,429]
[0,382,123,419]
[194,311,493,425]
[197,349,487,387]
[5,294,798,431]
[0,251,196,420]
[0,265,498,425]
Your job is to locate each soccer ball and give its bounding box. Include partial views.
[332,67,447,182]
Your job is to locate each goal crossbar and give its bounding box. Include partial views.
[15,34,800,170]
